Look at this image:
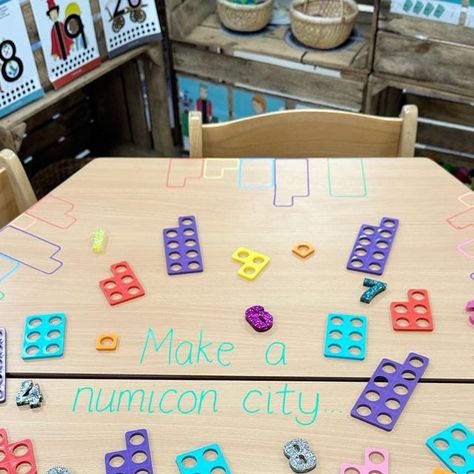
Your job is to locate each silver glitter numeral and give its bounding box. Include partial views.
[48,468,71,474]
[283,438,317,473]
[16,379,43,409]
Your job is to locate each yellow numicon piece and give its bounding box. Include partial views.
[96,334,118,351]
[232,247,270,280]
[91,229,107,253]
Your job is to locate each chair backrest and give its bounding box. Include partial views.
[189,106,418,158]
[0,149,37,227]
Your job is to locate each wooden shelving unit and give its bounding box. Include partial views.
[375,0,474,96]
[367,74,474,166]
[367,0,474,166]
[166,0,378,112]
[0,0,173,197]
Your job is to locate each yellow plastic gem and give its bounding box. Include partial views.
[232,247,270,280]
[91,229,107,253]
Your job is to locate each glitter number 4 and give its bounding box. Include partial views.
[283,438,317,473]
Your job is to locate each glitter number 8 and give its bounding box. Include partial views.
[283,438,317,473]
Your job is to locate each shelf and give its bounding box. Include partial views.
[172,11,372,75]
[0,45,153,131]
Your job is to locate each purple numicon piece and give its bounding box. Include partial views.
[351,352,429,431]
[0,328,5,403]
[105,429,154,474]
[163,216,203,275]
[347,217,399,275]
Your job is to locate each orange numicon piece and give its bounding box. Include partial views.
[96,334,118,351]
[292,243,315,259]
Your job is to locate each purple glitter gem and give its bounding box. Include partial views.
[245,306,273,332]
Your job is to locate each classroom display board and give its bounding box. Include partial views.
[178,75,229,151]
[390,0,463,24]
[232,88,285,119]
[98,0,161,58]
[0,0,44,118]
[31,0,101,89]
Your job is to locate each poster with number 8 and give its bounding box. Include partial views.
[99,0,161,58]
[31,0,100,89]
[0,0,44,119]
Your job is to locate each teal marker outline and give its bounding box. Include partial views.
[327,158,368,198]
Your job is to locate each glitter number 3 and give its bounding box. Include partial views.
[283,438,317,473]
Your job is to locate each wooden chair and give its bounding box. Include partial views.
[0,149,37,227]
[189,106,418,158]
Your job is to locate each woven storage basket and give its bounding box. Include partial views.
[217,0,275,32]
[290,0,358,49]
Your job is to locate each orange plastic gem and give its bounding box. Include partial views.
[96,334,118,351]
[292,243,315,259]
[433,469,453,474]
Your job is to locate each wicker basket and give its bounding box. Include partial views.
[290,0,358,49]
[217,0,275,32]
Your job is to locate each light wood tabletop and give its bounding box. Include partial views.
[0,157,472,379]
[1,378,472,473]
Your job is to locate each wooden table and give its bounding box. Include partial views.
[1,378,472,473]
[0,157,473,473]
[0,157,472,380]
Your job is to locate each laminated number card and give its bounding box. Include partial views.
[390,0,463,24]
[99,0,161,58]
[467,0,474,27]
[0,0,44,118]
[31,0,100,89]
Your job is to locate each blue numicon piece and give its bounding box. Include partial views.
[163,216,204,275]
[22,313,66,360]
[324,314,367,361]
[426,423,474,473]
[347,217,399,275]
[176,443,231,473]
